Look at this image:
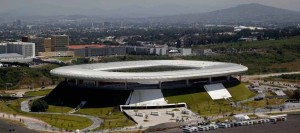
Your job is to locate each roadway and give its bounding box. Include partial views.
[244,71,300,79]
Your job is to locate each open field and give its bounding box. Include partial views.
[187,36,300,74]
[265,73,300,82]
[269,59,300,72]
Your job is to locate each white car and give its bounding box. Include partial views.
[208,124,219,130]
[218,123,230,128]
[198,126,210,131]
[183,127,198,132]
[190,126,198,132]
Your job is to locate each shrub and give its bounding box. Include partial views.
[30,99,49,112]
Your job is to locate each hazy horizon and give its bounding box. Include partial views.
[0,0,300,17]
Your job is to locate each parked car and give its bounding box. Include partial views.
[198,126,210,131]
[218,123,230,128]
[208,124,219,130]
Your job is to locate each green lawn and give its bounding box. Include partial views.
[77,107,136,130]
[24,89,53,97]
[46,105,73,113]
[241,98,287,108]
[224,82,256,101]
[0,101,17,114]
[96,118,136,130]
[28,114,93,130]
[163,81,254,115]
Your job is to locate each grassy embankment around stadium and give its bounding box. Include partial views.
[162,80,256,116]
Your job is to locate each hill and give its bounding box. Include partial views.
[149,3,300,24]
[0,64,60,90]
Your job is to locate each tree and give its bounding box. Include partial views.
[237,29,252,38]
[30,99,49,112]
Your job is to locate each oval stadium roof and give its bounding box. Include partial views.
[50,60,248,82]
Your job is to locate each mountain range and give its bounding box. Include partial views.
[1,3,300,24]
[146,3,300,24]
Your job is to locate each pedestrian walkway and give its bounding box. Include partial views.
[19,96,103,132]
[0,112,61,133]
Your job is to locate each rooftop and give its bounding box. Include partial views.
[68,44,107,50]
[50,60,248,83]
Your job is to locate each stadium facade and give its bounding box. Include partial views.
[51,60,247,89]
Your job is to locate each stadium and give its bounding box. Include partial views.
[51,60,248,110]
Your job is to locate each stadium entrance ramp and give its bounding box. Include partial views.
[204,83,232,100]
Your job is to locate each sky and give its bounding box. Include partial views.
[0,0,299,16]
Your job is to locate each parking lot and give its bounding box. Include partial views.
[152,114,300,133]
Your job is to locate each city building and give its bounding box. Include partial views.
[193,49,215,55]
[69,44,126,57]
[0,43,7,54]
[7,42,35,57]
[68,44,169,57]
[126,46,167,56]
[22,36,45,55]
[51,35,69,51]
[179,48,192,56]
[0,53,33,63]
[44,38,52,52]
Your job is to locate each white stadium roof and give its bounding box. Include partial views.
[50,60,248,82]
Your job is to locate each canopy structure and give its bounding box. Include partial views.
[50,60,248,83]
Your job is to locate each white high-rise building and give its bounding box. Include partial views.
[22,36,45,56]
[7,42,35,57]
